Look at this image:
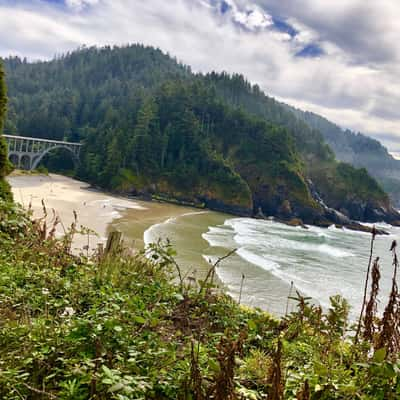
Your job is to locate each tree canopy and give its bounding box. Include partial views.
[2,45,394,223]
[0,62,12,200]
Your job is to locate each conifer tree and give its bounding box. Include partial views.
[0,62,12,200]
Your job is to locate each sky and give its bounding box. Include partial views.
[0,0,399,157]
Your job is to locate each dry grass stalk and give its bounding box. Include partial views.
[238,273,245,304]
[296,380,310,400]
[267,338,284,400]
[197,248,237,297]
[376,240,400,356]
[363,257,381,342]
[188,340,205,400]
[209,331,246,400]
[355,226,377,343]
[285,281,294,317]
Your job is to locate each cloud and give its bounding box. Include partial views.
[0,0,398,153]
[252,0,400,64]
[65,0,99,10]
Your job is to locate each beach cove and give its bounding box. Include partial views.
[7,173,196,253]
[8,173,400,318]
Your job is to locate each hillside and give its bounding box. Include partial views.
[202,72,400,223]
[2,45,399,226]
[288,108,400,207]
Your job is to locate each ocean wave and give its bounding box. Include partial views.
[203,218,353,259]
[143,220,169,247]
[201,225,236,248]
[211,247,331,310]
[114,203,147,210]
[100,210,122,219]
[236,248,280,272]
[144,211,211,247]
[234,233,352,258]
[143,213,396,318]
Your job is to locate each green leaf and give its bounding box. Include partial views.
[315,384,322,392]
[109,382,124,392]
[247,319,257,331]
[102,365,114,379]
[373,348,386,363]
[174,293,184,301]
[382,363,396,379]
[134,316,146,324]
[208,358,220,373]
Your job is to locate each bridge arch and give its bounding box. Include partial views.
[31,145,80,170]
[4,135,82,171]
[8,153,19,167]
[20,154,32,170]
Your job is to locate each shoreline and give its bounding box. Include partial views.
[7,173,196,253]
[8,173,397,319]
[7,172,234,305]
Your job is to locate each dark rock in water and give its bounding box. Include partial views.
[305,178,396,233]
[342,222,389,235]
[261,216,309,229]
[285,218,308,229]
[313,218,333,228]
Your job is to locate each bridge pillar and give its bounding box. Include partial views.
[4,135,82,171]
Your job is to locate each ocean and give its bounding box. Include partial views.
[142,210,400,318]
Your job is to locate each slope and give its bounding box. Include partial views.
[289,109,400,207]
[2,45,399,225]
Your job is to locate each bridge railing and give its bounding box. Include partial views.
[3,134,82,147]
[3,135,82,170]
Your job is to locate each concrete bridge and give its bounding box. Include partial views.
[4,135,82,170]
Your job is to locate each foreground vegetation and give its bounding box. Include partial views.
[0,63,12,201]
[0,199,399,399]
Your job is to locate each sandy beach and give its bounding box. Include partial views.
[7,173,195,253]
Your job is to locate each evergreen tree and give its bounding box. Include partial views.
[0,62,12,201]
[1,45,394,222]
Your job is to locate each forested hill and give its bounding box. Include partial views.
[204,72,400,207]
[288,108,400,207]
[2,45,400,225]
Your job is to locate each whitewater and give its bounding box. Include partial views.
[142,211,400,318]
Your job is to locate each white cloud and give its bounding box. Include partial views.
[218,1,273,30]
[253,0,400,64]
[0,0,398,153]
[65,0,99,10]
[233,8,273,30]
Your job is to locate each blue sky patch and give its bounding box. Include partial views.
[295,44,324,58]
[272,17,298,37]
[220,0,230,14]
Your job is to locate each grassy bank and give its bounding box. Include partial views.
[0,200,399,399]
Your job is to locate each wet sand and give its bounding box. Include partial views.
[7,173,195,253]
[6,173,295,316]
